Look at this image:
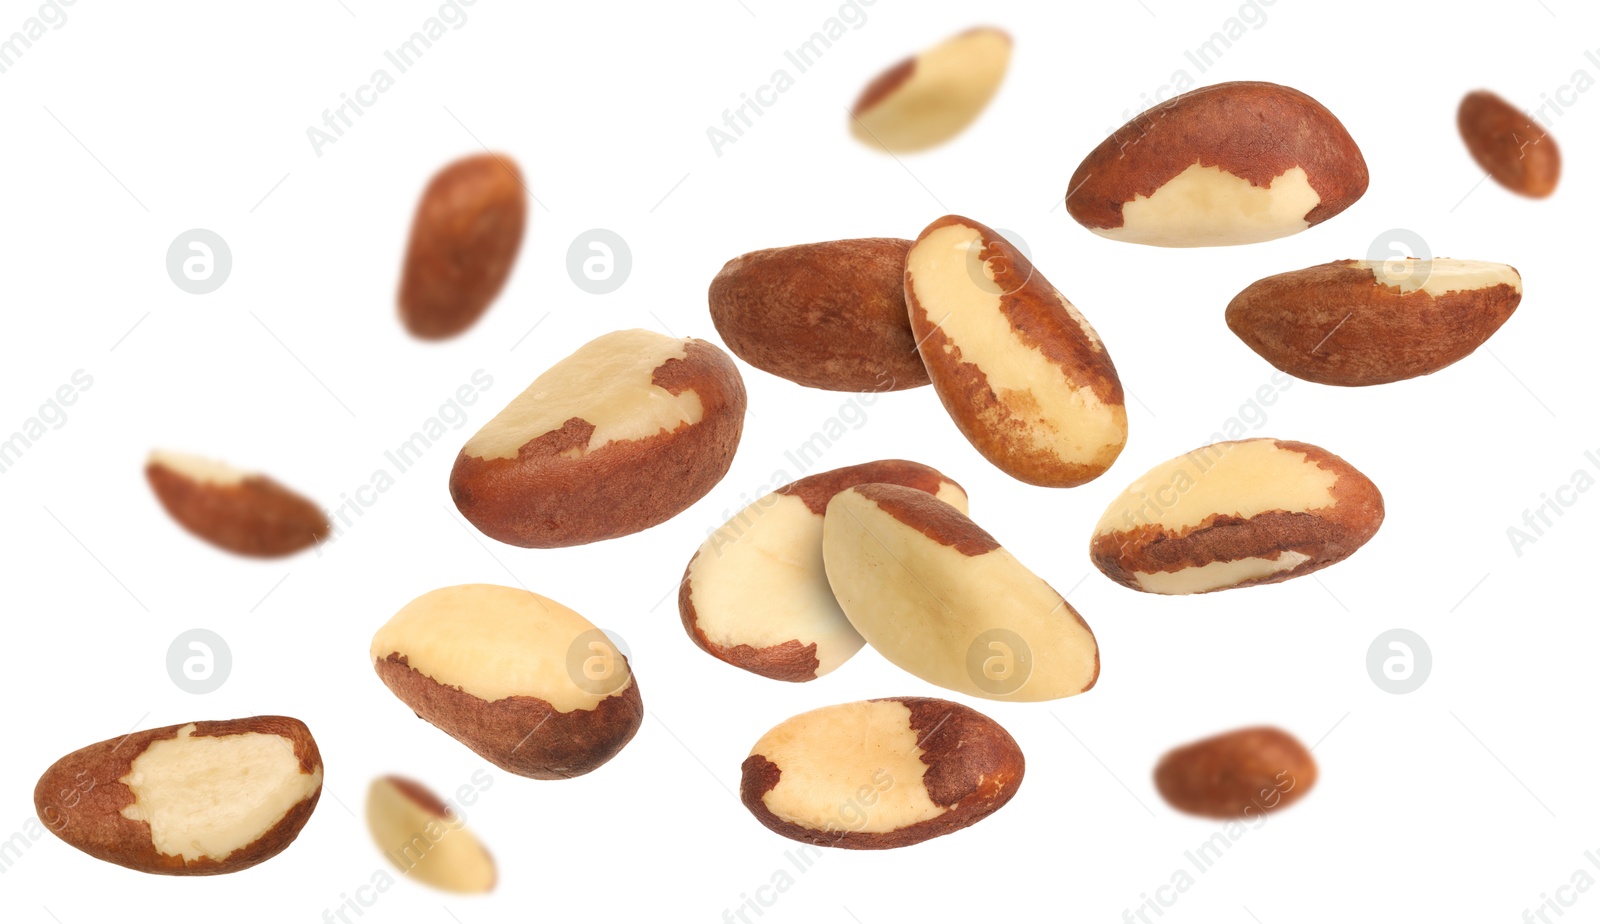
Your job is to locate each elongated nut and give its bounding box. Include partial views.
[850,28,1012,153]
[1155,727,1317,819]
[1090,438,1383,594]
[1458,90,1560,198]
[146,450,329,557]
[906,215,1127,487]
[367,776,495,893]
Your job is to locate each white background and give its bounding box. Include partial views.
[1,0,1595,921]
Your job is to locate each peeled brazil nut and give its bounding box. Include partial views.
[740,697,1023,849]
[906,215,1126,487]
[680,460,968,682]
[367,776,494,893]
[1226,258,1523,386]
[1067,81,1368,247]
[849,27,1011,153]
[146,450,329,557]
[823,484,1099,701]
[1459,90,1560,198]
[708,238,928,391]
[371,584,642,779]
[1091,438,1383,595]
[399,153,527,339]
[34,717,322,875]
[1154,727,1317,819]
[450,329,746,548]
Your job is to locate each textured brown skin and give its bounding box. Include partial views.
[385,776,451,818]
[1458,91,1560,198]
[1154,727,1317,819]
[740,697,1024,849]
[906,215,1126,487]
[1066,81,1368,231]
[374,654,643,780]
[1226,260,1522,386]
[33,717,322,875]
[1090,439,1384,593]
[398,153,527,339]
[677,461,965,682]
[709,239,929,391]
[449,339,746,548]
[146,462,330,557]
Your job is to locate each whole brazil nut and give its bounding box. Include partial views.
[1090,438,1383,595]
[1154,727,1317,819]
[849,27,1011,153]
[449,329,746,548]
[708,238,928,392]
[679,460,968,682]
[398,153,527,339]
[1459,90,1560,198]
[146,450,329,557]
[366,776,495,893]
[1226,258,1523,386]
[740,697,1023,849]
[34,717,323,875]
[906,215,1127,487]
[371,584,642,779]
[1067,81,1368,247]
[823,484,1099,701]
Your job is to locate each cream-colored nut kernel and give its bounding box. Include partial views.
[1090,438,1384,594]
[147,450,250,486]
[822,484,1099,701]
[740,697,1024,849]
[680,460,968,682]
[1095,163,1321,248]
[906,216,1127,487]
[371,584,643,779]
[367,777,495,893]
[850,28,1011,153]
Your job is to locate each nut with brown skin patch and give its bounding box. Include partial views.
[1090,438,1384,595]
[449,329,747,548]
[1154,727,1317,819]
[367,776,495,893]
[708,238,928,391]
[1227,258,1523,386]
[740,697,1023,849]
[398,153,527,339]
[146,450,329,557]
[849,28,1011,153]
[1067,81,1368,247]
[906,215,1127,487]
[822,484,1099,701]
[1459,90,1560,198]
[34,716,323,875]
[680,460,968,682]
[371,584,642,780]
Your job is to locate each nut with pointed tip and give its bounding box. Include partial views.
[1458,90,1560,198]
[1067,81,1368,247]
[449,329,747,548]
[146,450,329,557]
[849,28,1011,153]
[741,697,1023,849]
[34,717,323,875]
[1154,727,1317,819]
[906,215,1127,487]
[822,484,1099,701]
[680,460,968,682]
[366,776,495,893]
[1091,438,1383,595]
[1226,258,1523,386]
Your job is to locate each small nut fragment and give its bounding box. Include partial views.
[367,776,495,893]
[1458,90,1560,198]
[708,238,928,391]
[850,28,1012,153]
[34,717,323,875]
[740,697,1023,849]
[371,584,642,779]
[680,460,968,681]
[906,215,1127,487]
[1226,258,1523,386]
[1154,727,1317,819]
[146,450,329,557]
[1090,438,1383,595]
[399,153,527,339]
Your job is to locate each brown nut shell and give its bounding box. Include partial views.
[1458,90,1560,198]
[1154,727,1317,819]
